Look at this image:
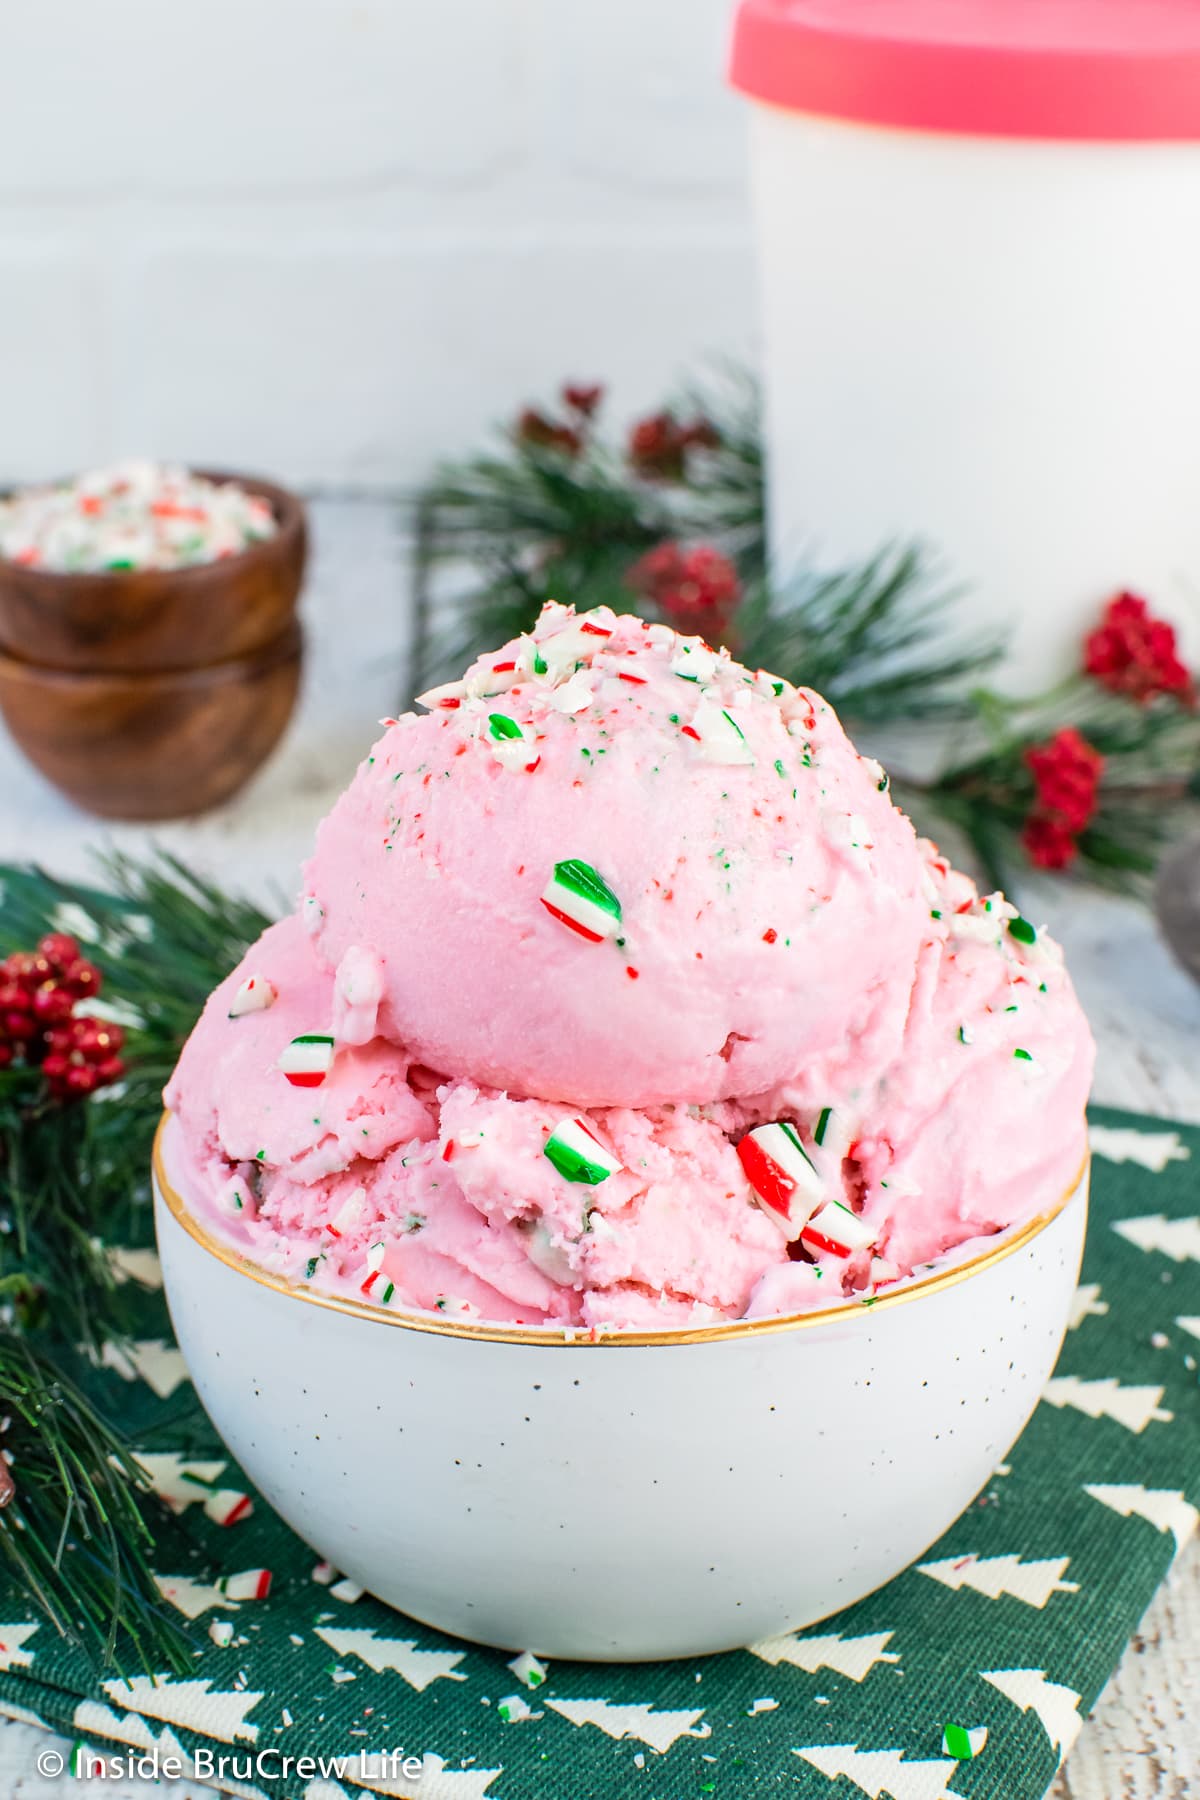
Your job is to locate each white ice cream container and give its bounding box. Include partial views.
[729,0,1200,687]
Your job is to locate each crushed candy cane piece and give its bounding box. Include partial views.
[670,641,718,683]
[540,858,622,942]
[737,1122,825,1239]
[219,1568,272,1601]
[331,1577,364,1603]
[279,1033,335,1088]
[497,1694,538,1723]
[942,1723,988,1760]
[227,974,276,1019]
[508,1650,548,1690]
[416,678,468,710]
[485,712,540,771]
[0,460,277,574]
[204,1488,253,1527]
[311,1561,338,1585]
[208,1620,235,1649]
[687,697,755,766]
[327,1186,367,1239]
[802,1199,876,1258]
[544,1117,621,1186]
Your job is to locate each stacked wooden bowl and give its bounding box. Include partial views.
[0,473,307,821]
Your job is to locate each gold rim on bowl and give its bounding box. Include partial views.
[152,1112,1088,1350]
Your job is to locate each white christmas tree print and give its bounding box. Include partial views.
[128,1451,227,1511]
[980,1668,1083,1764]
[543,1696,708,1754]
[313,1626,466,1693]
[917,1552,1078,1608]
[1083,1484,1199,1557]
[96,1337,190,1398]
[1042,1375,1173,1433]
[793,1742,965,1800]
[1067,1283,1108,1330]
[1112,1215,1200,1264]
[0,1700,51,1729]
[749,1629,900,1681]
[1176,1316,1200,1342]
[74,1701,190,1763]
[1088,1125,1189,1172]
[154,1574,239,1620]
[102,1674,263,1745]
[0,1622,38,1672]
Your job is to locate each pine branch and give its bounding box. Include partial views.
[0,1332,191,1674]
[0,853,272,1670]
[735,546,999,722]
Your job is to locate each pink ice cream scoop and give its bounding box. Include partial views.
[302,604,931,1108]
[166,605,1094,1331]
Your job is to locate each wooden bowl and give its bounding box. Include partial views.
[0,623,302,820]
[0,472,307,673]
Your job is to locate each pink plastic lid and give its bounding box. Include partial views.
[729,0,1200,141]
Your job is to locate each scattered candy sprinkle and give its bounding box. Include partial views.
[0,460,277,573]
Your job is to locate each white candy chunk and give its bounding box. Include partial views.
[227,973,276,1019]
[687,698,755,766]
[546,671,595,714]
[508,1651,548,1689]
[415,679,468,710]
[334,945,384,1046]
[328,1186,368,1239]
[670,641,719,683]
[812,1105,851,1164]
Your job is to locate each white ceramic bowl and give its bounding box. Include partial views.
[154,1114,1088,1662]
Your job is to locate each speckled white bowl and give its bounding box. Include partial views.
[153,1114,1087,1661]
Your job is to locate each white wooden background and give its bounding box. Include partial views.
[0,498,1197,1797]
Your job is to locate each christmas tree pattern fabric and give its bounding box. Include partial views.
[1,1103,1197,1800]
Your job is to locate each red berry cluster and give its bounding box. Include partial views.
[625,540,743,643]
[1084,590,1194,704]
[0,933,124,1100]
[514,382,607,458]
[1021,727,1105,870]
[627,410,721,482]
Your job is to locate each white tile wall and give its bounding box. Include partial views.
[0,0,755,489]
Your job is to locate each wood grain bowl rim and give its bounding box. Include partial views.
[0,470,305,592]
[0,619,303,691]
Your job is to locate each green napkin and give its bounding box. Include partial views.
[1,1102,1196,1800]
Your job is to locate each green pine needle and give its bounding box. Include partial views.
[0,1333,191,1675]
[0,852,270,1671]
